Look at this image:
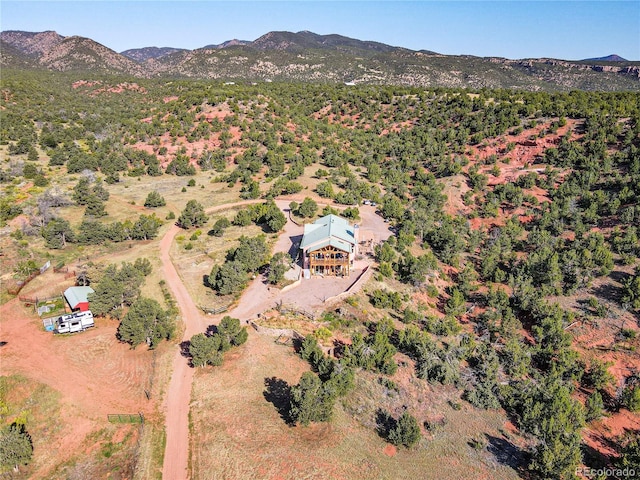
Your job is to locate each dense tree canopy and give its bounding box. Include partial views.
[118,297,174,348]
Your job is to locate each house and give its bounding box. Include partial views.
[64,286,95,312]
[300,214,358,277]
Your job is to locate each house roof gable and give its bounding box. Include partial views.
[300,214,355,250]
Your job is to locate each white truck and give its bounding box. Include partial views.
[54,311,95,334]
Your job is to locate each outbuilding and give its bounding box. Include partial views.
[64,286,95,312]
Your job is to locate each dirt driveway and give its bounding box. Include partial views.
[160,199,390,478]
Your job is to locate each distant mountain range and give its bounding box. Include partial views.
[582,54,628,62]
[1,29,638,91]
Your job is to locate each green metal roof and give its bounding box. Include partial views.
[64,286,95,308]
[306,237,353,254]
[300,214,355,251]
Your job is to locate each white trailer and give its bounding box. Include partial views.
[54,311,94,334]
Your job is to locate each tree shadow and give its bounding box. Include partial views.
[610,269,632,284]
[581,440,614,472]
[485,434,527,473]
[288,234,303,262]
[375,408,396,441]
[205,324,218,336]
[590,282,623,303]
[179,340,192,361]
[263,377,293,426]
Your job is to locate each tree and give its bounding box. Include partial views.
[585,391,604,422]
[89,263,147,317]
[144,191,166,208]
[316,181,334,198]
[233,209,253,226]
[133,257,153,276]
[240,180,260,199]
[209,218,230,237]
[177,200,208,229]
[289,371,335,426]
[89,272,125,317]
[216,316,248,350]
[264,202,286,232]
[132,214,163,240]
[617,436,640,473]
[342,206,360,221]
[268,252,291,284]
[621,381,640,412]
[507,379,585,480]
[622,269,640,311]
[388,411,421,448]
[209,260,247,295]
[297,197,318,218]
[444,288,466,317]
[189,333,223,367]
[41,217,75,248]
[118,297,174,348]
[72,177,92,205]
[0,424,33,473]
[230,235,270,273]
[15,260,38,279]
[27,147,38,162]
[22,163,38,179]
[84,195,107,217]
[92,179,110,201]
[583,359,615,391]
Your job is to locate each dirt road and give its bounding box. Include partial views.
[160,200,262,479]
[160,198,388,478]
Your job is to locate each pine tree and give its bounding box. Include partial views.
[118,297,174,348]
[289,372,335,426]
[144,191,166,208]
[388,411,421,448]
[177,200,208,229]
[0,424,33,473]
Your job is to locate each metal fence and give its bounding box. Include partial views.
[200,305,230,315]
[107,413,145,424]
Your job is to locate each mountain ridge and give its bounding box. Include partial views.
[121,46,188,62]
[582,54,627,62]
[1,29,638,91]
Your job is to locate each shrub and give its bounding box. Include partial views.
[388,411,421,448]
[289,372,335,426]
[144,191,166,208]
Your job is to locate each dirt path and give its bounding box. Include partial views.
[160,198,389,478]
[160,199,262,480]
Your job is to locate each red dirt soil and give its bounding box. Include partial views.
[0,294,154,478]
[383,444,397,457]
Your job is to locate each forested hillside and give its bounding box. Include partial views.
[1,70,639,478]
[2,29,640,91]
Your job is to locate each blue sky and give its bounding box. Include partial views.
[1,1,639,60]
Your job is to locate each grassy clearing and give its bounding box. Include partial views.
[132,339,175,480]
[189,331,521,480]
[134,421,166,480]
[49,424,140,480]
[0,375,62,479]
[170,206,265,309]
